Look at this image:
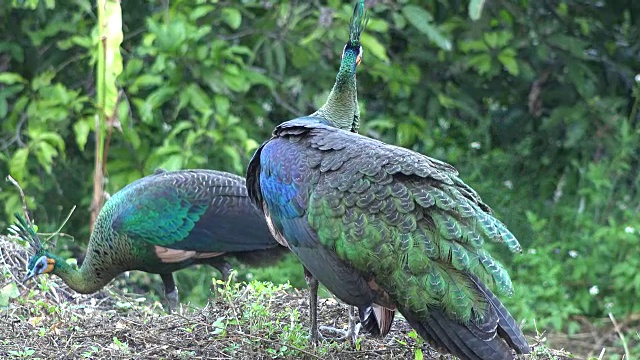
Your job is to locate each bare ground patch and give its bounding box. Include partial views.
[0,235,584,359]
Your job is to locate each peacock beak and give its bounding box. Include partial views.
[22,270,36,283]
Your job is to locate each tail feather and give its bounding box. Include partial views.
[398,274,530,360]
[358,304,395,337]
[402,308,514,360]
[469,274,530,354]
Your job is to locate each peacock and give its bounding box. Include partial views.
[247,118,531,359]
[291,0,395,344]
[13,169,287,311]
[246,10,531,355]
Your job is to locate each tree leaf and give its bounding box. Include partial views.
[366,18,389,33]
[0,95,7,118]
[401,5,452,51]
[35,141,59,173]
[35,132,66,152]
[214,95,230,117]
[0,72,26,84]
[221,8,242,30]
[73,118,92,151]
[145,86,177,110]
[498,51,519,76]
[361,33,389,63]
[467,53,493,75]
[9,147,29,183]
[97,0,124,118]
[469,0,486,21]
[185,84,212,115]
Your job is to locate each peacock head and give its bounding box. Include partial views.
[9,213,57,282]
[340,44,364,75]
[24,250,56,282]
[340,0,368,74]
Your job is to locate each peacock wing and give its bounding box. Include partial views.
[111,169,278,253]
[248,132,382,308]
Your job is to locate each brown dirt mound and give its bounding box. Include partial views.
[0,235,570,359]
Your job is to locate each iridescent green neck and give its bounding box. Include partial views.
[312,55,360,132]
[48,252,114,294]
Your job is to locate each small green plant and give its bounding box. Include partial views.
[211,316,227,336]
[111,337,129,354]
[0,282,20,308]
[182,325,194,333]
[406,329,426,360]
[81,346,99,358]
[175,350,196,359]
[8,348,35,358]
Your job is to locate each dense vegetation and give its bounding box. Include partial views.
[1,0,638,354]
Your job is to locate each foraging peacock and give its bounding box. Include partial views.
[14,169,287,311]
[293,0,395,343]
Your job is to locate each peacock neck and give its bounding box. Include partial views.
[313,65,359,132]
[49,252,114,294]
[49,222,127,294]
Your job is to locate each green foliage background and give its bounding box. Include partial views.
[1,0,639,345]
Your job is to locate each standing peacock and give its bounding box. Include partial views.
[14,169,287,311]
[291,0,395,344]
[246,8,531,355]
[247,119,531,360]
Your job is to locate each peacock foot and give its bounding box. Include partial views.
[318,323,361,345]
[317,304,361,345]
[307,327,326,346]
[165,289,179,314]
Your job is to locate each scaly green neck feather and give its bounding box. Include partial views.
[47,221,128,294]
[312,52,360,132]
[311,0,366,132]
[48,252,112,294]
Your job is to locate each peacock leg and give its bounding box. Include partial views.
[203,257,233,284]
[304,267,320,345]
[305,268,360,345]
[318,305,361,345]
[160,273,179,313]
[346,305,361,344]
[212,261,233,283]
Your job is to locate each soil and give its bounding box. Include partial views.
[0,235,578,359]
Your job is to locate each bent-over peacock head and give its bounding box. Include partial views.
[9,213,56,282]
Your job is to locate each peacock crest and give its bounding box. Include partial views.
[9,213,52,278]
[9,213,45,254]
[348,0,369,49]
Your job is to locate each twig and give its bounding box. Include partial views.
[14,112,27,147]
[6,175,30,223]
[597,347,606,360]
[608,312,630,359]
[270,88,304,118]
[38,232,74,241]
[44,205,77,242]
